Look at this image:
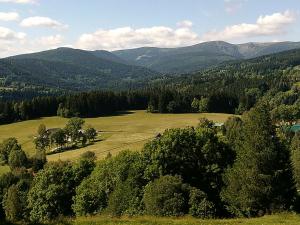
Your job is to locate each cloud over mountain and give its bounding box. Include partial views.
[203,10,296,41]
[76,20,199,50]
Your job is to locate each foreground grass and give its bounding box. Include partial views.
[0,214,299,225]
[73,214,300,225]
[0,111,233,161]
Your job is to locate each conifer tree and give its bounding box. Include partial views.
[221,102,296,217]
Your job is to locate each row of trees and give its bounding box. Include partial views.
[0,91,149,125]
[0,88,244,125]
[1,102,300,223]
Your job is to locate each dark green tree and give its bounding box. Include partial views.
[85,126,97,143]
[142,125,233,214]
[27,159,91,222]
[143,175,189,216]
[0,138,21,164]
[34,124,50,151]
[73,151,146,216]
[8,149,27,169]
[291,133,300,189]
[50,129,66,149]
[3,181,29,222]
[64,117,85,144]
[189,188,216,218]
[221,103,296,217]
[223,116,243,147]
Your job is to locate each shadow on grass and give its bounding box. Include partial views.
[94,110,135,118]
[47,139,102,156]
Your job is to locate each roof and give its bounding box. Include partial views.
[214,123,224,127]
[291,125,300,133]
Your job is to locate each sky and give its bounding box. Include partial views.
[0,0,299,57]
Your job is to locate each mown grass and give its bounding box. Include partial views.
[0,111,234,162]
[73,213,300,225]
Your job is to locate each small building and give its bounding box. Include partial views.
[290,124,300,133]
[214,122,224,127]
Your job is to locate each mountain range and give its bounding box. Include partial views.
[1,41,300,92]
[114,41,300,73]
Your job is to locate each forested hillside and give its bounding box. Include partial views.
[1,49,300,125]
[1,41,300,100]
[0,48,158,93]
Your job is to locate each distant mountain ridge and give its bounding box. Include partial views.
[0,48,157,91]
[113,41,300,73]
[1,41,300,93]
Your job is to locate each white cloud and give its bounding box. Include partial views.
[20,16,68,29]
[0,26,25,40]
[203,10,296,41]
[0,12,19,21]
[37,34,63,46]
[0,0,36,4]
[76,21,200,50]
[177,20,193,28]
[0,34,65,58]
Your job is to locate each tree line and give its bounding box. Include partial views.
[1,102,300,223]
[0,89,240,125]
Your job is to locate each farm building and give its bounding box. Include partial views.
[290,124,300,133]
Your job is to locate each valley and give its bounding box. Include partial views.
[1,3,300,222]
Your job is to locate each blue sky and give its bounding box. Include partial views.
[0,0,299,57]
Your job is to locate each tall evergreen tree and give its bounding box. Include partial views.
[291,133,300,189]
[221,102,296,217]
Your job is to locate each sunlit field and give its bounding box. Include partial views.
[0,110,233,162]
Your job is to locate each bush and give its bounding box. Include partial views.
[28,159,91,222]
[8,150,27,169]
[72,176,108,216]
[189,188,216,218]
[0,138,21,164]
[107,179,143,216]
[143,175,189,216]
[73,151,146,216]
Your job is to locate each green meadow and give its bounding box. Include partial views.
[73,213,300,225]
[0,110,233,162]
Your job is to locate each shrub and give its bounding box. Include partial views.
[143,175,189,216]
[8,150,27,169]
[73,151,146,216]
[189,188,216,218]
[107,179,143,217]
[72,176,108,216]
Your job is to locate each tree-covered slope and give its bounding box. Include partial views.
[0,48,158,91]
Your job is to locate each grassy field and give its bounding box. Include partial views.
[0,111,233,162]
[73,214,300,225]
[0,165,10,176]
